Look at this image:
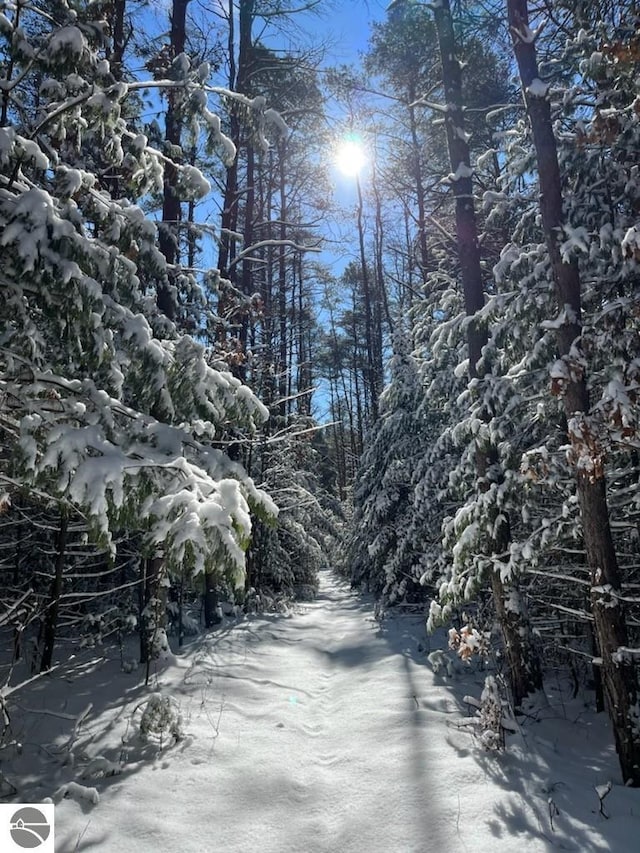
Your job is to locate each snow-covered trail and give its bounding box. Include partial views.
[47,570,635,853]
[189,570,446,853]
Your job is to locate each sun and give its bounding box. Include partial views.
[336,138,366,177]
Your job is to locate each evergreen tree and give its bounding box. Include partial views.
[505,0,640,783]
[348,324,425,605]
[0,0,279,663]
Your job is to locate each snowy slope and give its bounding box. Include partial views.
[4,570,640,852]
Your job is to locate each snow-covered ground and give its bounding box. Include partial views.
[3,570,639,852]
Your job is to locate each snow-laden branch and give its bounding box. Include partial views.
[0,589,33,629]
[228,239,321,268]
[1,663,63,699]
[408,96,448,112]
[526,568,591,587]
[510,19,546,45]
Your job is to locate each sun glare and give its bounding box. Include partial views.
[336,139,366,177]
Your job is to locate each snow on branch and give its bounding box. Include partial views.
[0,589,33,630]
[52,781,99,805]
[453,676,519,751]
[446,162,474,183]
[408,96,448,112]
[622,224,640,261]
[229,239,321,268]
[510,20,546,45]
[612,646,640,664]
[3,366,276,581]
[526,78,550,99]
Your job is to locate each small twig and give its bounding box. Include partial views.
[202,689,225,755]
[73,820,91,852]
[548,797,559,831]
[595,781,612,819]
[214,699,224,734]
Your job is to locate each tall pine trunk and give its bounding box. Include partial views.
[407,84,429,285]
[508,0,640,784]
[433,0,542,707]
[157,0,190,321]
[278,143,288,419]
[355,174,380,422]
[217,0,255,344]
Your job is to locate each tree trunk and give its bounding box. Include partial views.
[203,572,222,628]
[187,145,198,269]
[355,174,380,422]
[217,0,255,344]
[278,143,288,419]
[433,1,484,370]
[40,509,68,672]
[296,253,312,415]
[434,0,542,707]
[157,0,190,321]
[110,0,127,82]
[140,555,168,681]
[372,164,393,335]
[407,85,429,285]
[350,285,365,452]
[508,0,640,784]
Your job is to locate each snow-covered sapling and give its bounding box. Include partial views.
[448,624,490,665]
[455,675,519,751]
[428,649,459,677]
[136,693,183,750]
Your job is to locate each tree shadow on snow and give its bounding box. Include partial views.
[439,670,626,852]
[318,576,624,853]
[0,637,204,810]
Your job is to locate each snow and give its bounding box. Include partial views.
[47,26,87,61]
[622,225,640,259]
[264,107,288,137]
[178,164,210,199]
[0,128,49,169]
[512,22,542,45]
[560,225,589,261]
[527,78,549,98]
[52,781,99,805]
[202,108,236,166]
[448,161,474,182]
[3,571,639,852]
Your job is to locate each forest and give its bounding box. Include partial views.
[1,0,640,824]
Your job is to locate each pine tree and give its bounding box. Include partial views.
[348,324,425,605]
[0,0,278,663]
[505,0,640,784]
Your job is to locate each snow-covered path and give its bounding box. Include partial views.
[190,570,446,853]
[45,570,638,852]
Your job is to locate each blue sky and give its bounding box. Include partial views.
[315,0,387,63]
[250,1,387,68]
